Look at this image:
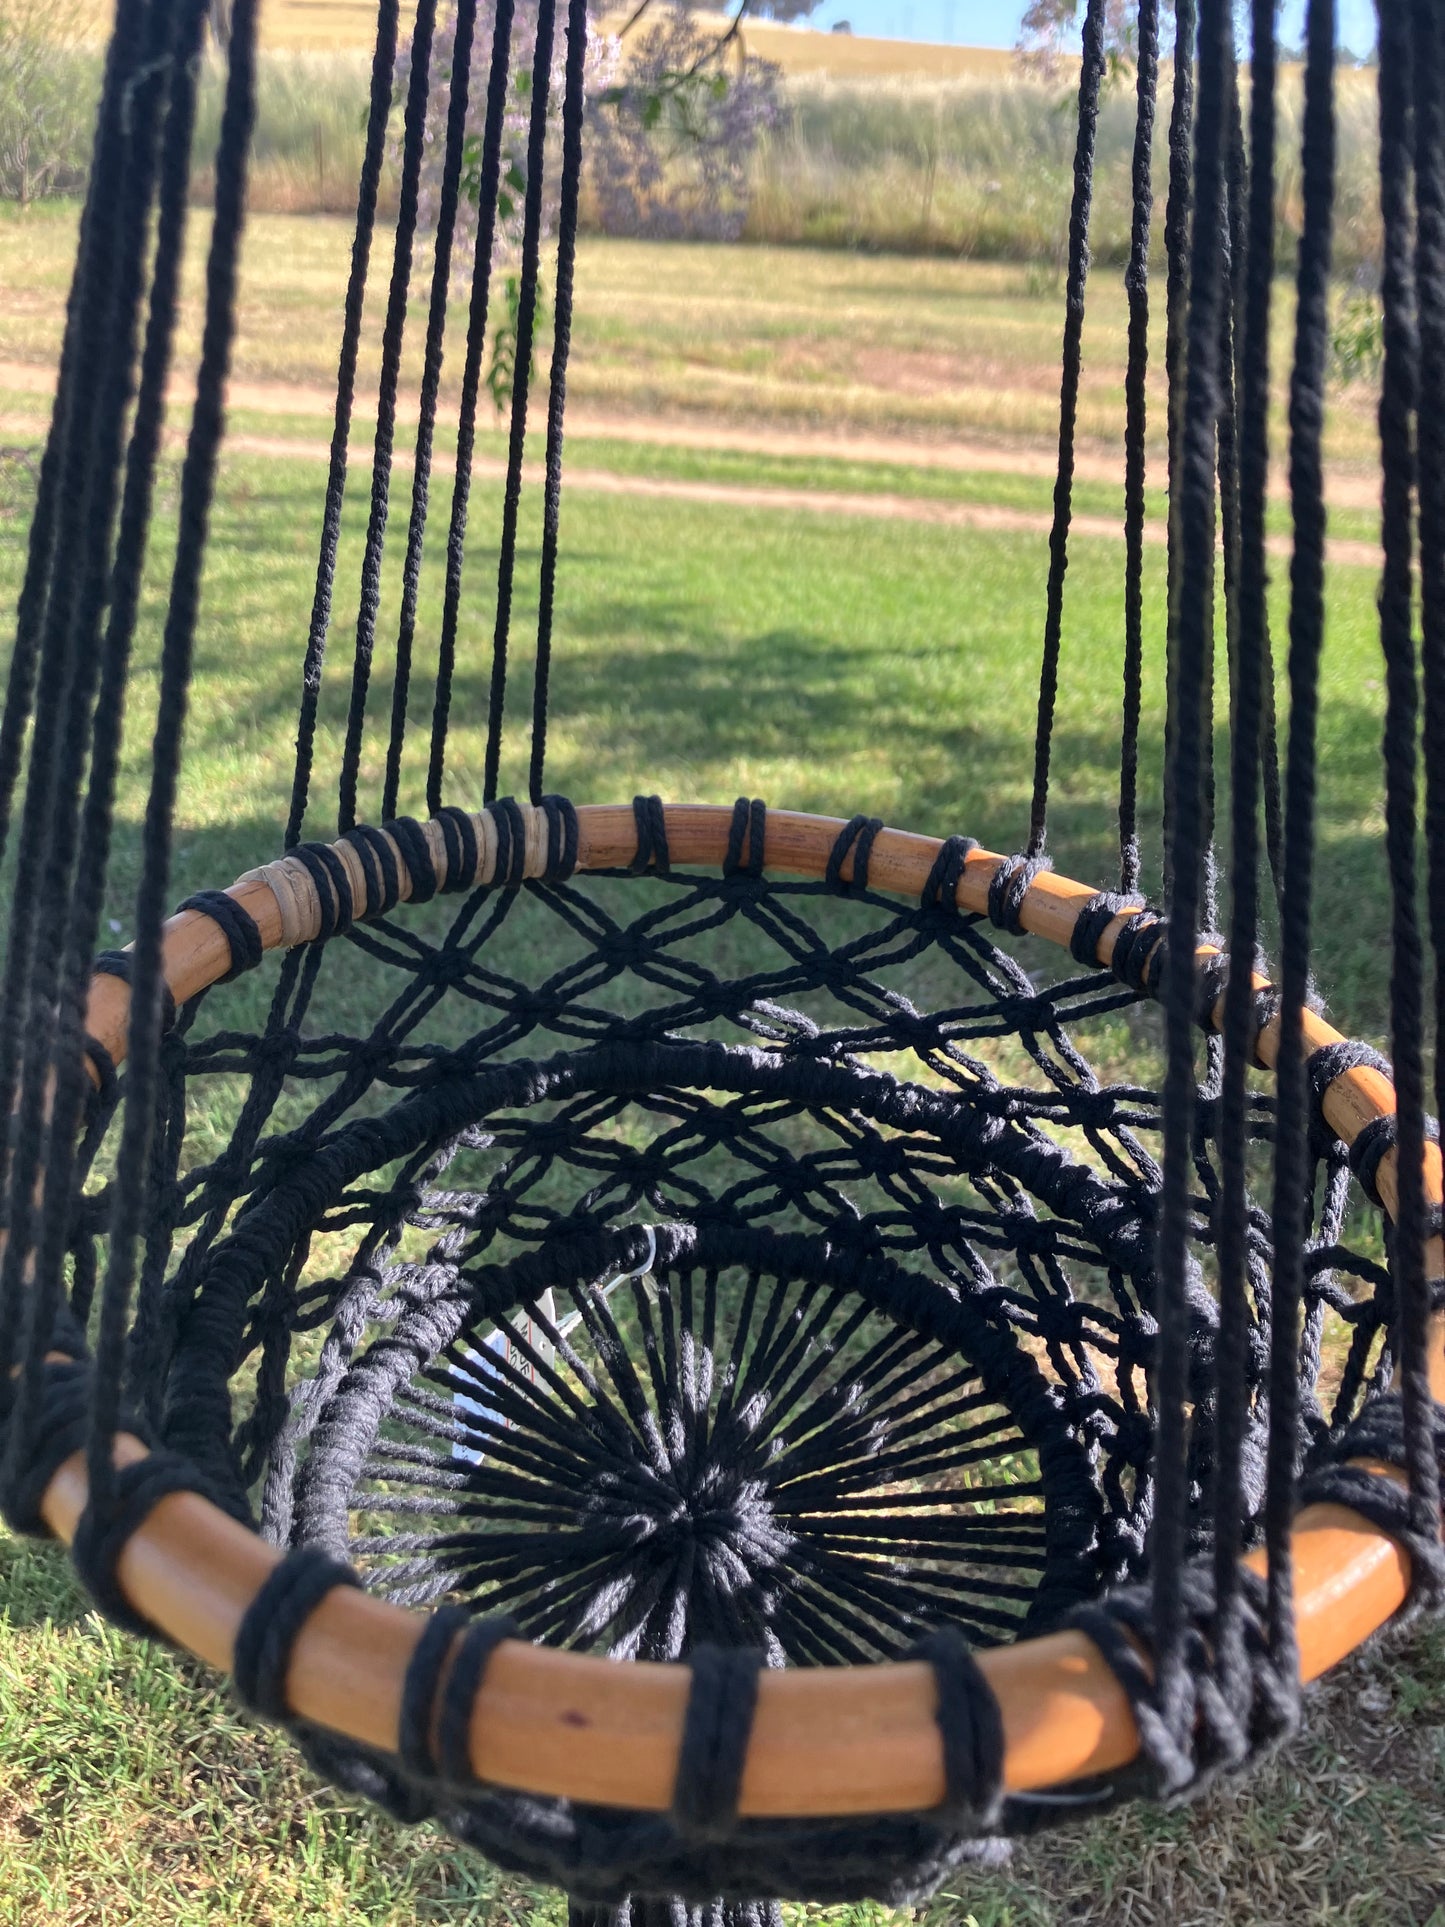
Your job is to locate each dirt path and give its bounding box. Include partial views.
[0,358,1382,568]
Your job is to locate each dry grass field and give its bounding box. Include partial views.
[260,0,1012,71]
[73,0,1013,67]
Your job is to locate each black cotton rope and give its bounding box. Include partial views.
[286,0,402,849]
[1374,0,1440,1591]
[383,0,483,826]
[233,1547,363,1722]
[1027,0,1107,863]
[337,0,439,836]
[88,0,262,1521]
[435,1615,519,1782]
[528,0,591,807]
[1119,0,1160,895]
[483,0,563,804]
[0,0,199,1530]
[1152,0,1230,1775]
[1409,0,1445,1585]
[0,0,160,1409]
[1210,0,1279,1726]
[672,1646,763,1840]
[0,0,138,886]
[429,0,518,815]
[1264,0,1337,1691]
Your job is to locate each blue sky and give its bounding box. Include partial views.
[801,2,1380,58]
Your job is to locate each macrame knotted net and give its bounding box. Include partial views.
[2,0,1444,1920]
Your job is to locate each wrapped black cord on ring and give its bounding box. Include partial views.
[1107,909,1166,993]
[94,951,177,1036]
[540,794,579,882]
[490,796,528,887]
[1069,892,1146,969]
[384,816,438,903]
[1348,1113,1441,1209]
[920,836,978,914]
[436,805,480,893]
[398,1601,470,1776]
[344,823,402,917]
[1305,1040,1392,1158]
[987,854,1051,936]
[72,1450,248,1639]
[672,1645,763,1841]
[724,799,766,878]
[233,1545,363,1722]
[1068,1562,1296,1802]
[910,1626,1005,1828]
[1300,1391,1445,1607]
[630,794,670,875]
[0,1357,94,1537]
[81,1036,119,1119]
[826,814,883,893]
[177,890,263,981]
[292,840,356,938]
[1192,951,1232,1032]
[436,1614,521,1781]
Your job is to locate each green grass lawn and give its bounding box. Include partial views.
[0,211,1439,1925]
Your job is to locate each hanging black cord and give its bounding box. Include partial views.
[1265,0,1336,1681]
[1153,0,1227,1760]
[1195,42,1246,944]
[1216,51,1243,858]
[1160,0,1197,899]
[0,0,161,1394]
[482,0,561,804]
[1236,36,1285,928]
[528,0,589,805]
[1407,0,1445,1565]
[427,0,518,815]
[1119,0,1160,895]
[68,0,211,1087]
[285,0,402,849]
[1210,0,1277,1723]
[337,0,439,834]
[85,0,260,1515]
[382,0,483,824]
[0,93,112,877]
[1026,0,1107,860]
[40,0,214,1462]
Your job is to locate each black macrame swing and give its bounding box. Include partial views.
[2,0,1444,1919]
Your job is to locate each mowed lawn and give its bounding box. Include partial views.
[0,206,1442,1926]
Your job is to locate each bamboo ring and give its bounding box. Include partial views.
[49,803,1440,1819]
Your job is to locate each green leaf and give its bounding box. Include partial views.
[506,161,526,193]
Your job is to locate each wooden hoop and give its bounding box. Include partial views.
[51,802,1440,1819]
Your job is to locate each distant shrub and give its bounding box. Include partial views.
[1331,289,1384,386]
[391,0,576,270]
[0,0,100,206]
[394,3,780,259]
[0,10,1386,285]
[745,65,1383,274]
[587,9,782,242]
[192,50,373,217]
